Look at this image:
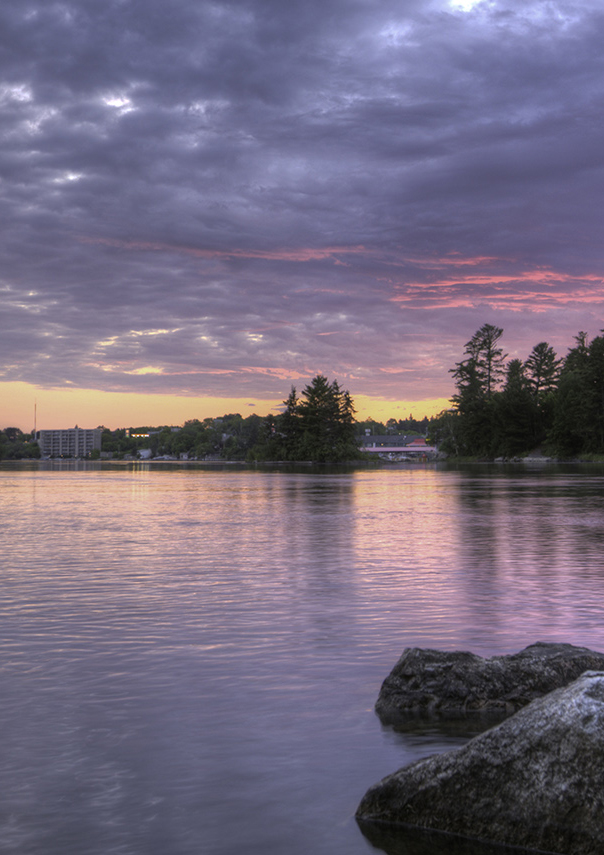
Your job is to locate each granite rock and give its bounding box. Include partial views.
[376,641,604,724]
[358,671,604,854]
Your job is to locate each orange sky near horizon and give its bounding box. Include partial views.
[5,0,604,450]
[0,382,451,433]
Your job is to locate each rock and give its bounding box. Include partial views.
[376,641,604,724]
[356,821,525,855]
[357,671,604,854]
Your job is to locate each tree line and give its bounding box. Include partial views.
[100,376,426,462]
[102,375,362,461]
[0,427,41,460]
[429,323,604,458]
[0,375,364,462]
[141,374,361,462]
[11,325,598,463]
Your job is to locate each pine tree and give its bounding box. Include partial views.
[295,375,359,461]
[524,342,561,398]
[583,334,604,452]
[280,386,301,459]
[494,359,537,456]
[548,332,591,456]
[450,324,506,455]
[521,342,560,447]
[460,323,507,397]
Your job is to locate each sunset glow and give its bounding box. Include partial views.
[1,0,603,432]
[1,382,451,432]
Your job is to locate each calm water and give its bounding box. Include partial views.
[2,461,604,855]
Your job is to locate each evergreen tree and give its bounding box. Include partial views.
[583,334,604,452]
[523,342,561,446]
[247,414,281,461]
[428,410,461,456]
[564,331,589,373]
[279,386,301,459]
[524,342,561,398]
[437,326,604,459]
[449,324,506,455]
[294,375,359,461]
[494,359,536,456]
[450,357,492,455]
[548,332,592,456]
[337,386,357,454]
[456,323,507,397]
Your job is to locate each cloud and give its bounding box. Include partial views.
[1,0,604,411]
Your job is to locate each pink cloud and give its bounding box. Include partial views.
[79,236,369,264]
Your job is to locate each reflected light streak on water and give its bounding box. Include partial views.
[2,463,604,855]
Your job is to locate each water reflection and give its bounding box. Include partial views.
[451,470,604,652]
[2,463,604,855]
[358,820,535,855]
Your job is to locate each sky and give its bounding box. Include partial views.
[2,0,604,430]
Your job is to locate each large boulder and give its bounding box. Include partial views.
[355,822,524,855]
[376,641,604,724]
[357,671,604,854]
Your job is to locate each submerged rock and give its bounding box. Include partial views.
[357,671,604,854]
[376,641,604,724]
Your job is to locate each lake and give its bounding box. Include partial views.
[2,460,604,855]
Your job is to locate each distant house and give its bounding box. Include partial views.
[36,426,102,458]
[358,434,436,459]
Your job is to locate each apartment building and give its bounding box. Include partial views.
[36,427,103,458]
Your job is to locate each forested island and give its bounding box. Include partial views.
[429,323,604,459]
[0,375,367,463]
[2,324,604,462]
[0,373,424,462]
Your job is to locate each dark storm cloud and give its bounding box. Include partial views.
[2,0,604,404]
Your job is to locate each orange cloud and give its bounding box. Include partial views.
[79,236,369,263]
[76,235,604,315]
[401,253,503,268]
[389,258,604,310]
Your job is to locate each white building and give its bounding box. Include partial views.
[36,427,103,458]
